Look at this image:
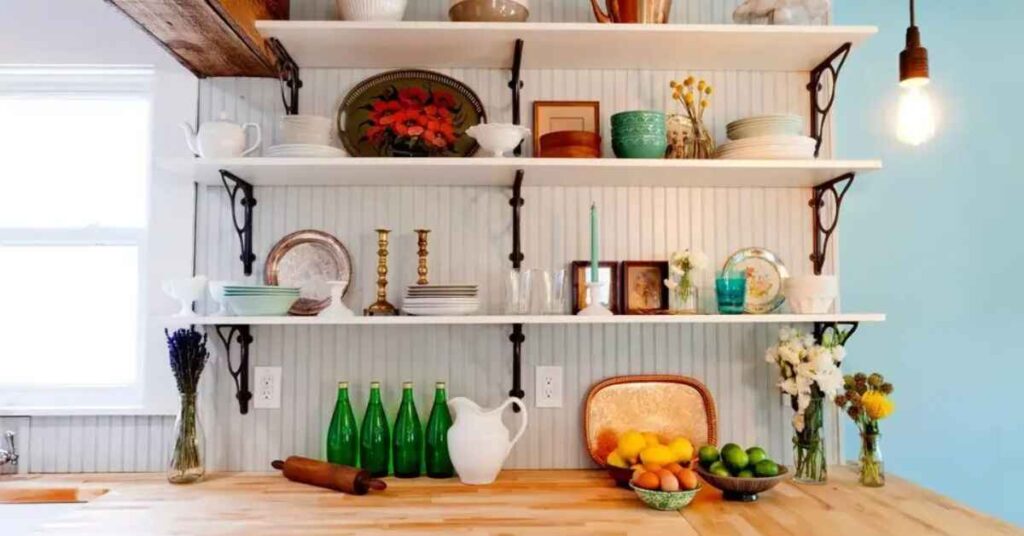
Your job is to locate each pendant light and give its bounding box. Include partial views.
[896,0,936,145]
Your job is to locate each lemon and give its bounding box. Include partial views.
[606,451,629,468]
[616,431,646,462]
[668,438,694,462]
[639,445,675,466]
[642,432,662,447]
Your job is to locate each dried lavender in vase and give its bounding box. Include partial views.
[166,327,209,484]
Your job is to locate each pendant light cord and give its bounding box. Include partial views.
[910,0,916,27]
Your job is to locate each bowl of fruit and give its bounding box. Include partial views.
[695,443,789,502]
[630,462,702,511]
[601,430,696,489]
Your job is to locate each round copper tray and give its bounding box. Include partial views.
[265,230,353,316]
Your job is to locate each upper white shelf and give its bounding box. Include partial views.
[254,21,877,71]
[164,157,882,188]
[165,313,885,326]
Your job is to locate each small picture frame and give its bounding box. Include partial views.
[533,101,601,155]
[571,261,620,314]
[621,261,669,314]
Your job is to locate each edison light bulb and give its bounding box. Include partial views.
[896,79,936,146]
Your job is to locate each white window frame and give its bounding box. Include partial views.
[0,65,197,415]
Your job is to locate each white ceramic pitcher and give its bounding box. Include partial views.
[181,112,261,158]
[447,397,527,485]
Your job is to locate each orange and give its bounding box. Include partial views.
[633,471,660,490]
[677,468,699,491]
[663,462,684,475]
[642,463,663,472]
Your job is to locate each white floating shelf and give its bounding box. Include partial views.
[164,157,882,188]
[164,313,885,326]
[255,21,877,72]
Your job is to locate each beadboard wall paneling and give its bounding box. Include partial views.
[16,0,848,473]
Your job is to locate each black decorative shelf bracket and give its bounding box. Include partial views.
[509,38,525,156]
[268,37,301,115]
[807,42,852,158]
[219,170,257,277]
[215,325,254,415]
[813,321,860,346]
[809,173,854,275]
[508,170,526,410]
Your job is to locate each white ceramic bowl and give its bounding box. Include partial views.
[336,0,407,21]
[466,124,530,157]
[784,275,838,314]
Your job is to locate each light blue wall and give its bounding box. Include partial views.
[836,0,1023,526]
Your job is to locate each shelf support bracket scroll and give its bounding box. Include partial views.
[508,170,526,410]
[813,321,860,347]
[809,173,854,276]
[807,42,852,158]
[268,37,301,115]
[219,170,257,277]
[509,38,525,156]
[215,325,253,415]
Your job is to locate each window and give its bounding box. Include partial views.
[0,67,152,408]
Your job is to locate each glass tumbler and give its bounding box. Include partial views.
[505,269,533,314]
[715,271,747,314]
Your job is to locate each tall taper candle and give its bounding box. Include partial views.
[590,202,598,283]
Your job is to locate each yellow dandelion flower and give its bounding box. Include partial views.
[701,99,710,108]
[862,391,894,420]
[705,86,713,96]
[683,93,695,105]
[684,76,695,87]
[669,80,678,89]
[698,80,706,92]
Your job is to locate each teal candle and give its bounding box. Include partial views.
[590,203,599,283]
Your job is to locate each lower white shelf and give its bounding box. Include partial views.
[164,313,885,326]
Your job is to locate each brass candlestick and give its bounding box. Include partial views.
[415,229,430,285]
[364,229,398,316]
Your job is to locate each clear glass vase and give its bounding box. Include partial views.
[792,393,827,484]
[666,115,716,159]
[168,393,205,484]
[859,428,885,487]
[668,278,699,314]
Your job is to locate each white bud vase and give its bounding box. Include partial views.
[318,281,353,318]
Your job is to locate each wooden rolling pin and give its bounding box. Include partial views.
[271,456,387,495]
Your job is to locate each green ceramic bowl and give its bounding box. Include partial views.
[630,483,701,511]
[612,124,667,137]
[613,135,668,159]
[611,111,666,128]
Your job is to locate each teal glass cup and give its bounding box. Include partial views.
[715,271,747,314]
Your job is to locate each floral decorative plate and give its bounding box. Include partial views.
[337,69,486,157]
[722,248,789,314]
[265,230,353,316]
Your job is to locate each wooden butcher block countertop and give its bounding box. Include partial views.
[4,468,1020,536]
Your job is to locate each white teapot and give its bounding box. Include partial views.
[181,112,261,158]
[447,397,527,485]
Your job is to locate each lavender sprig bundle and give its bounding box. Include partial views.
[166,328,209,395]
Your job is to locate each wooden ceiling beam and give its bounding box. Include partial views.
[105,0,287,78]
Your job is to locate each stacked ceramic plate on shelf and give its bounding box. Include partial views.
[265,115,348,158]
[717,114,816,160]
[402,285,479,316]
[222,285,300,316]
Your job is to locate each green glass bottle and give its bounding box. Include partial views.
[392,381,422,478]
[359,381,390,478]
[424,381,454,478]
[326,381,358,467]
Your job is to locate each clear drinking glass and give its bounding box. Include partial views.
[506,269,532,314]
[545,269,567,315]
[715,270,747,314]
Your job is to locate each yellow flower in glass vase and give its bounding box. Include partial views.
[861,391,895,420]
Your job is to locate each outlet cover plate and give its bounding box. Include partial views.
[535,365,563,408]
[254,366,282,409]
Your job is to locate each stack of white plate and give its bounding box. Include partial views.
[266,115,348,158]
[718,114,815,160]
[726,114,802,140]
[265,144,348,158]
[403,285,479,316]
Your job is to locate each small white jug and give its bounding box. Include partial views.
[447,397,527,485]
[181,112,261,158]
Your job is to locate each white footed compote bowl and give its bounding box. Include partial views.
[466,124,531,157]
[318,280,353,318]
[577,282,613,316]
[163,276,208,318]
[208,280,238,316]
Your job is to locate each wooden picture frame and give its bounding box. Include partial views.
[533,101,601,155]
[621,261,669,314]
[571,261,619,314]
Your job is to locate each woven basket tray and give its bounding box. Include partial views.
[584,375,718,466]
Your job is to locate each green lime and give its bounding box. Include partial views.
[721,444,749,472]
[698,445,720,468]
[708,461,731,478]
[737,469,755,478]
[754,459,780,478]
[746,446,768,466]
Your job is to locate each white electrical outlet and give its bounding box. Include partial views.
[535,366,563,408]
[253,367,282,409]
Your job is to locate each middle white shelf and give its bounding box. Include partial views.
[168,313,885,326]
[166,157,882,188]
